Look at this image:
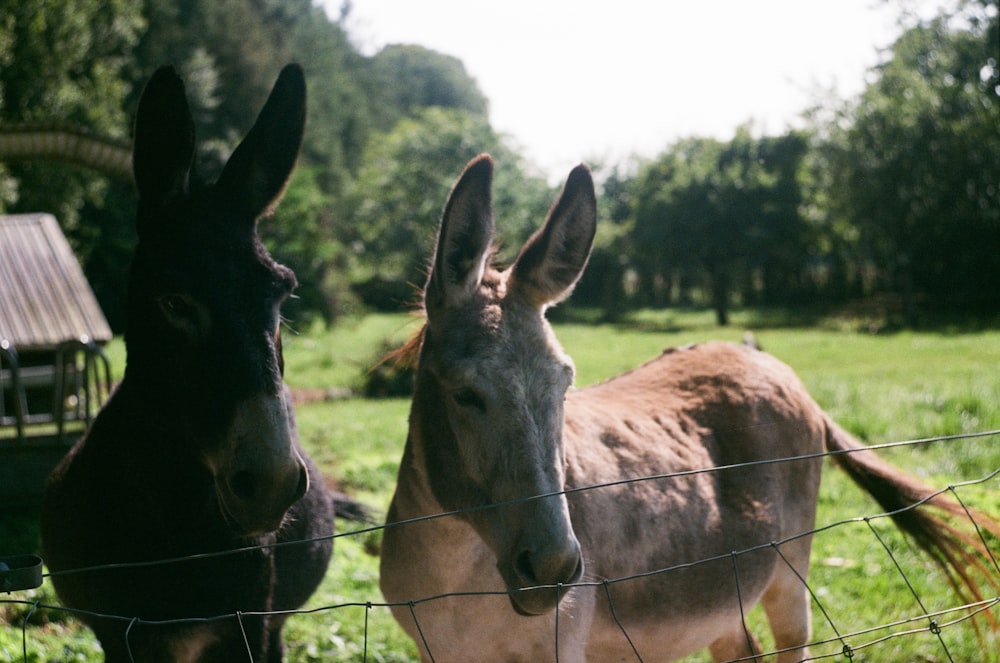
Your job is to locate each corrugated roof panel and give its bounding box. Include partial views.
[0,213,112,349]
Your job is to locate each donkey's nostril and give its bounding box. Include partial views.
[229,469,258,503]
[293,463,309,502]
[514,545,584,587]
[514,549,538,585]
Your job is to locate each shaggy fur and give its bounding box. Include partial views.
[42,65,333,662]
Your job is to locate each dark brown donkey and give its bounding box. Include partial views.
[41,65,333,662]
[380,154,999,662]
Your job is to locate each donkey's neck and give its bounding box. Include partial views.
[115,374,199,437]
[107,378,219,504]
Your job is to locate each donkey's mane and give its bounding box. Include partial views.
[384,318,426,369]
[383,246,507,369]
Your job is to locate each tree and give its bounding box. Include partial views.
[0,0,144,328]
[366,44,489,132]
[0,0,143,214]
[261,166,350,324]
[823,2,1000,316]
[570,161,635,320]
[284,0,372,193]
[746,131,811,305]
[627,128,811,325]
[133,0,297,172]
[345,107,551,310]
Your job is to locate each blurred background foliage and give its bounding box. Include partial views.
[0,0,996,329]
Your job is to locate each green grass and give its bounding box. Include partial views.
[280,313,422,392]
[2,308,998,661]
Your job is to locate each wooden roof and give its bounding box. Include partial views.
[0,213,112,350]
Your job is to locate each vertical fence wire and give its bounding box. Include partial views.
[406,601,435,663]
[553,583,562,663]
[235,611,253,662]
[124,616,138,663]
[864,517,955,663]
[769,541,855,659]
[363,601,371,663]
[729,551,759,660]
[601,580,644,662]
[949,485,1000,576]
[19,601,37,663]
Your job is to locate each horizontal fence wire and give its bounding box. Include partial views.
[3,428,998,662]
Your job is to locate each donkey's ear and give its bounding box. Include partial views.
[426,154,495,315]
[132,65,196,211]
[215,63,306,222]
[509,164,597,309]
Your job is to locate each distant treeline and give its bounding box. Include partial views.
[1,0,996,329]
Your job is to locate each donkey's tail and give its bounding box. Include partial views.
[332,490,377,524]
[824,417,1000,628]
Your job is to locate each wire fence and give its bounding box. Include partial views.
[2,429,998,662]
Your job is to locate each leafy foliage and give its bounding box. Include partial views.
[366,44,490,131]
[0,0,996,326]
[345,107,553,309]
[0,0,142,265]
[823,5,1000,315]
[615,1,998,325]
[628,128,810,324]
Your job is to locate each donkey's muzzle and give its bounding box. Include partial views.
[216,393,308,535]
[506,535,584,616]
[224,455,309,528]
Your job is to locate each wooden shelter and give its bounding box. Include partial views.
[0,212,113,505]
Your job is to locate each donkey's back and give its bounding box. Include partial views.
[562,341,826,660]
[567,340,828,486]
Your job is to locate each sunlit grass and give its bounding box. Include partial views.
[3,308,998,662]
[281,313,422,392]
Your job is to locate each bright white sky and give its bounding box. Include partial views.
[329,0,924,181]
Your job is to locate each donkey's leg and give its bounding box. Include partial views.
[707,620,763,662]
[96,622,227,663]
[761,541,813,663]
[94,633,137,663]
[265,615,288,663]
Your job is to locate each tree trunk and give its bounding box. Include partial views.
[709,264,730,326]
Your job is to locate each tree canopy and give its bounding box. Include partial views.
[1,0,996,328]
[823,4,1000,316]
[627,129,811,325]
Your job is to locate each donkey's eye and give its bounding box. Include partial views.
[159,294,196,320]
[157,294,208,338]
[452,388,486,412]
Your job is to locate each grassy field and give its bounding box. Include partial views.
[2,309,998,661]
